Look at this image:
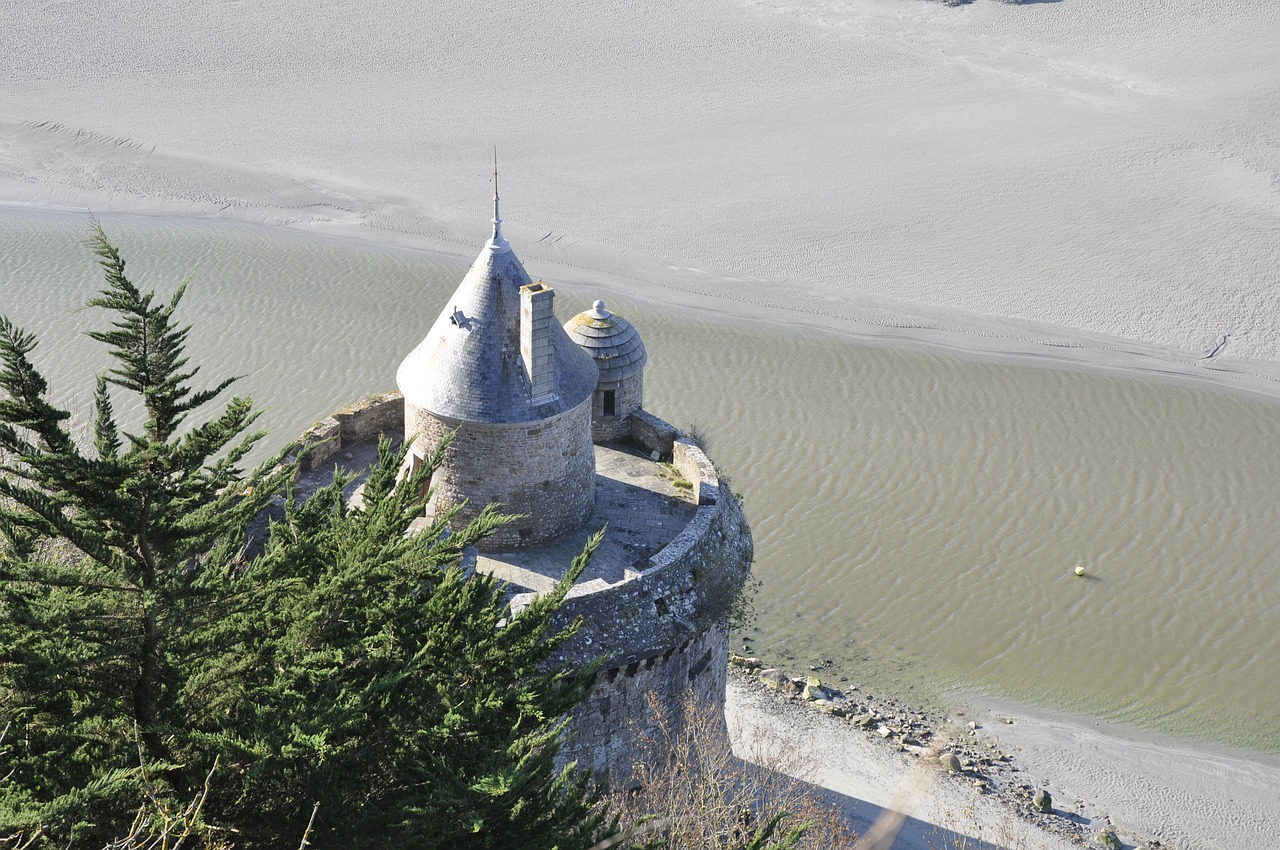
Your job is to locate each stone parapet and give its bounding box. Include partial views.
[292,392,404,474]
[516,463,750,669]
[673,437,720,506]
[503,423,751,668]
[628,408,678,458]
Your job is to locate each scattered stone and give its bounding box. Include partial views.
[729,654,762,669]
[343,451,354,460]
[812,699,845,717]
[1095,828,1121,849]
[758,668,797,695]
[727,663,1144,850]
[803,680,836,702]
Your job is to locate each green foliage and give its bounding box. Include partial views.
[0,222,294,842]
[194,444,611,849]
[0,226,612,850]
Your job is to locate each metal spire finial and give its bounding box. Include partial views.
[488,146,509,252]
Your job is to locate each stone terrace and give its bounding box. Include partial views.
[478,445,696,592]
[294,429,698,593]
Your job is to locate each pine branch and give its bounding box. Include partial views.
[94,374,121,460]
[0,317,74,455]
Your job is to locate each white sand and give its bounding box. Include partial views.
[3,1,1280,371]
[964,694,1280,850]
[3,1,1280,846]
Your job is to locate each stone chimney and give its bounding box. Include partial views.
[520,281,557,402]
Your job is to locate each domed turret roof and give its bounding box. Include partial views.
[565,300,648,382]
[396,209,598,424]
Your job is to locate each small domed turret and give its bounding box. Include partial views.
[565,300,648,442]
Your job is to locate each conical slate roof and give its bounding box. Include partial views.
[396,230,598,424]
[564,300,647,382]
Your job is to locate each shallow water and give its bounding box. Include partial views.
[3,208,1279,752]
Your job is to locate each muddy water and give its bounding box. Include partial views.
[4,208,1278,751]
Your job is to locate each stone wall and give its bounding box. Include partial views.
[673,437,721,507]
[509,439,750,667]
[405,396,596,551]
[558,624,730,779]
[628,408,678,459]
[293,398,754,782]
[292,391,404,474]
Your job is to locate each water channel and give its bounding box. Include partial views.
[4,208,1278,752]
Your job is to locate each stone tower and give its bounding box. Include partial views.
[395,180,599,550]
[564,300,648,442]
[293,181,754,778]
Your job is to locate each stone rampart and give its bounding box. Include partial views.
[292,398,753,781]
[559,623,730,778]
[513,424,753,778]
[507,434,750,670]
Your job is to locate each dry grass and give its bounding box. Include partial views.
[606,691,858,849]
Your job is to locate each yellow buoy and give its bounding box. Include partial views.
[1074,564,1086,577]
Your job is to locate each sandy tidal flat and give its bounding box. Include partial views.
[2,0,1279,368]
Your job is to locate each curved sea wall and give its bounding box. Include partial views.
[530,414,754,777]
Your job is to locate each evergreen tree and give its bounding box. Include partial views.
[0,226,612,849]
[0,223,294,841]
[204,438,609,849]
